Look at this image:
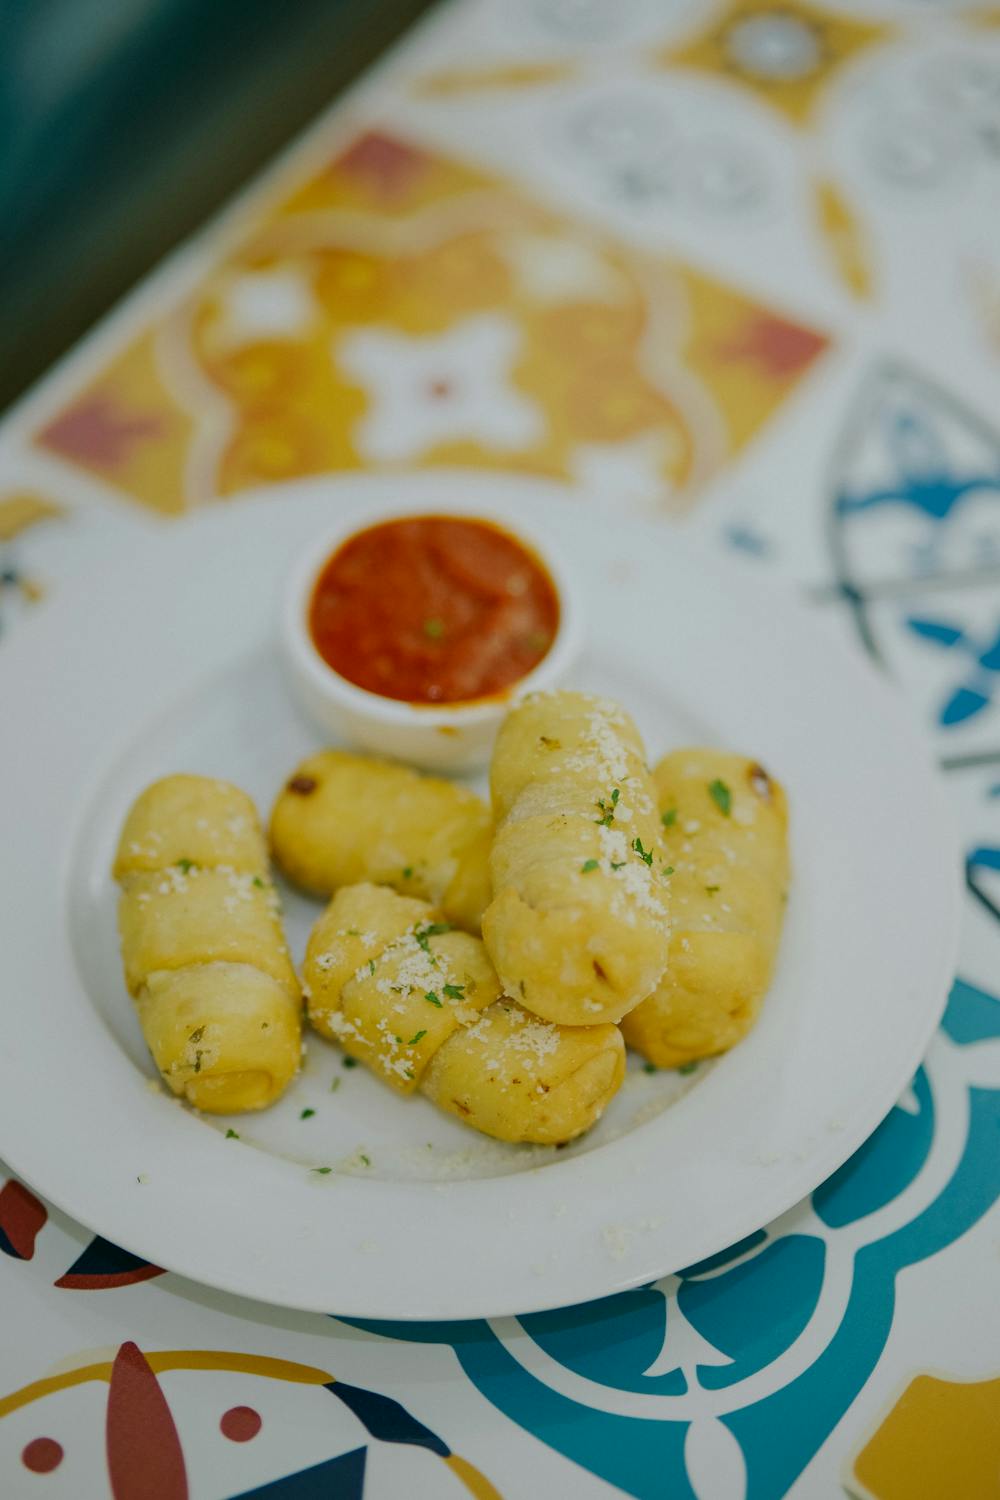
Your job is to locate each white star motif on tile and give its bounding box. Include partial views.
[212,267,318,350]
[500,234,627,305]
[337,313,544,462]
[570,432,678,515]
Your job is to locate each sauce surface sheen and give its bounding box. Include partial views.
[309,515,559,704]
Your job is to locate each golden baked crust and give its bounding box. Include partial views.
[270,749,492,931]
[621,750,789,1067]
[113,774,301,1113]
[482,691,671,1026]
[304,883,625,1144]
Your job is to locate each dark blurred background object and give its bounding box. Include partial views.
[0,0,435,413]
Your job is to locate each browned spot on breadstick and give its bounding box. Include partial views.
[287,775,318,795]
[748,763,773,801]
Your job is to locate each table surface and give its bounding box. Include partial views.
[1,2,999,1497]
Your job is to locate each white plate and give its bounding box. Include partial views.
[0,473,959,1320]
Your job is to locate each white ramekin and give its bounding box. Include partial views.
[281,497,584,772]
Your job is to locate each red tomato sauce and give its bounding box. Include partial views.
[309,515,560,704]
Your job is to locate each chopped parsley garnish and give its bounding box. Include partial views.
[176,858,196,874]
[188,1025,205,1043]
[632,836,653,867]
[408,1030,427,1046]
[312,1166,332,1175]
[662,865,675,877]
[359,1153,370,1167]
[347,927,360,936]
[402,866,413,880]
[225,1128,239,1139]
[679,1060,699,1075]
[705,884,720,894]
[611,860,626,870]
[252,876,266,889]
[595,787,621,826]
[581,858,599,873]
[442,982,464,1000]
[661,808,677,829]
[300,1108,315,1120]
[414,921,450,963]
[424,991,442,1007]
[405,1069,415,1080]
[330,1077,341,1092]
[368,959,376,976]
[393,1035,403,1044]
[342,1056,358,1069]
[643,1061,657,1074]
[709,779,732,816]
[423,617,444,639]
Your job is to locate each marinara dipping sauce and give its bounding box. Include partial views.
[308,515,560,705]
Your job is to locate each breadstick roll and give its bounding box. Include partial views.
[621,750,789,1068]
[304,884,625,1144]
[115,775,301,1113]
[482,691,671,1026]
[270,749,492,932]
[114,775,267,878]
